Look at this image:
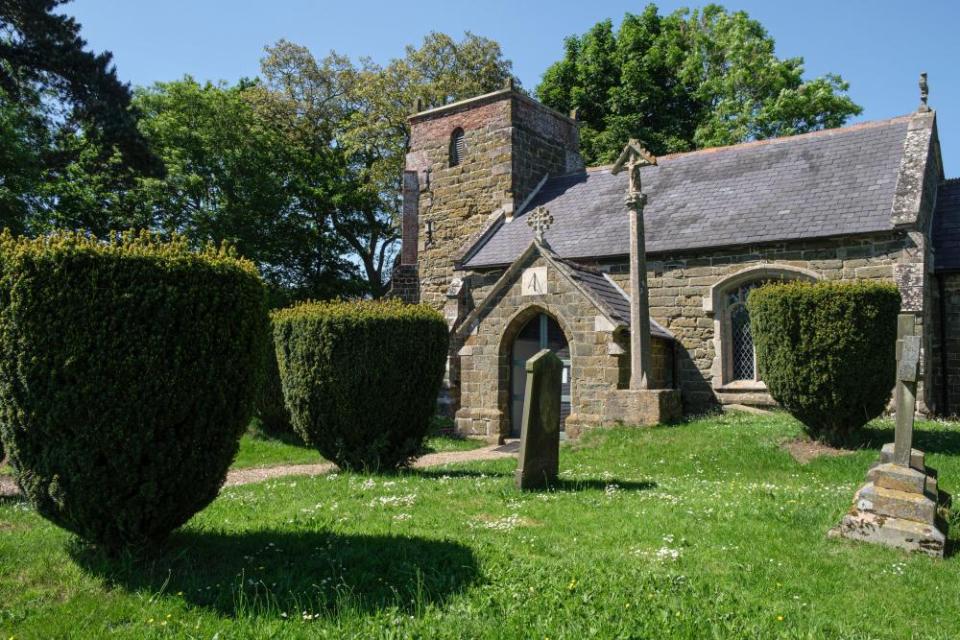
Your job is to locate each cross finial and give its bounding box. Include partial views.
[919,72,930,112]
[527,206,554,244]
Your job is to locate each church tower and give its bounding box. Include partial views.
[392,85,583,309]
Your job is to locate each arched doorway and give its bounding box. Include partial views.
[509,312,571,437]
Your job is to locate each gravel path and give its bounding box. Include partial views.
[0,444,515,498]
[225,444,513,486]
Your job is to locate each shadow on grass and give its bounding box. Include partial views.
[69,528,478,618]
[853,425,960,456]
[410,468,657,492]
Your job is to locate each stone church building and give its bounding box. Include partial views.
[390,80,960,441]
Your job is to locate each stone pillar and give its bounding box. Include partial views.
[627,192,652,390]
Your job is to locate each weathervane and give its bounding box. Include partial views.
[527,206,554,244]
[919,72,930,113]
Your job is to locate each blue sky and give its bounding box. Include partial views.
[69,0,960,174]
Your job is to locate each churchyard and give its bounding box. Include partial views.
[2,412,960,639]
[2,3,960,638]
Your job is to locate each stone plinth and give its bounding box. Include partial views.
[454,407,504,443]
[832,453,949,558]
[599,388,682,427]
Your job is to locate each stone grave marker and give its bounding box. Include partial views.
[832,313,950,556]
[515,349,562,490]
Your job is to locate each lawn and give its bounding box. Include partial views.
[3,412,960,639]
[231,419,486,470]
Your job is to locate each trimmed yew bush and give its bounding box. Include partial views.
[747,280,900,444]
[273,299,448,471]
[256,319,294,436]
[0,231,268,549]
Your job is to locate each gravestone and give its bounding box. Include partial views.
[831,314,949,556]
[515,349,562,490]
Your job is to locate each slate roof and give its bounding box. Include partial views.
[462,116,912,268]
[933,180,960,271]
[559,259,672,339]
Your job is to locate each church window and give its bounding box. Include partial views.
[709,265,819,388]
[449,128,465,167]
[726,283,760,382]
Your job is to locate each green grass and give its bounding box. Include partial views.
[232,425,324,470]
[421,434,487,453]
[3,412,960,638]
[232,422,485,470]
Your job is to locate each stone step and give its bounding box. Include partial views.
[868,463,939,496]
[879,442,924,471]
[867,462,929,495]
[833,510,945,557]
[715,391,777,407]
[854,482,937,524]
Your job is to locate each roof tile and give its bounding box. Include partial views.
[464,117,911,268]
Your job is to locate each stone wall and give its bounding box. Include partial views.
[462,231,927,414]
[605,232,925,412]
[387,263,419,305]
[454,251,674,440]
[406,96,513,309]
[404,89,580,310]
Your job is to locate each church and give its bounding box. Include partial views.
[389,77,960,441]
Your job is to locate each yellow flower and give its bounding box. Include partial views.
[777,615,784,622]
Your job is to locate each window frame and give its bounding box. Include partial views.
[704,264,820,390]
[449,127,465,167]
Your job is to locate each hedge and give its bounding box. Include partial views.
[0,231,268,549]
[747,280,901,444]
[255,318,294,437]
[273,299,448,471]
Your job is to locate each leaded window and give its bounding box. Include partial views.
[727,283,760,382]
[730,304,754,381]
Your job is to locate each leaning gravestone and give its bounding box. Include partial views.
[832,314,950,556]
[515,349,562,490]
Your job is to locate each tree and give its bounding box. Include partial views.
[259,33,514,296]
[0,0,161,236]
[0,0,158,174]
[132,78,361,302]
[0,86,45,232]
[536,4,862,165]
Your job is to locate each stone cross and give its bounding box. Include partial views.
[612,140,657,390]
[527,206,554,244]
[515,349,562,490]
[893,313,921,467]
